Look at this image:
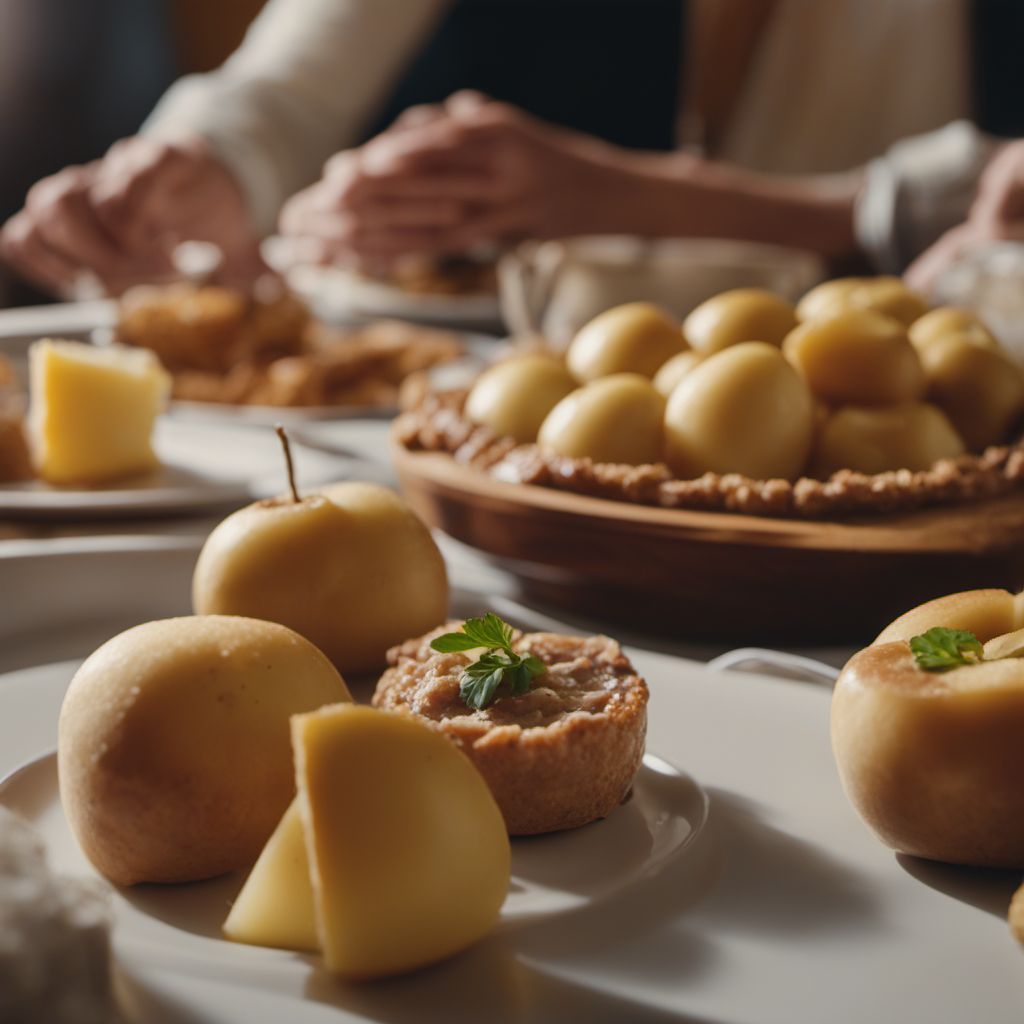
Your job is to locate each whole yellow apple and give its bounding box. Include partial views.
[192,482,448,675]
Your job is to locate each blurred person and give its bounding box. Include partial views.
[281,0,1024,276]
[0,0,683,295]
[905,139,1024,291]
[3,0,1022,297]
[0,0,266,304]
[0,0,177,303]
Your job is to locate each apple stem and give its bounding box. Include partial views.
[275,425,301,504]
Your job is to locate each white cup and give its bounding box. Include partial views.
[499,236,824,343]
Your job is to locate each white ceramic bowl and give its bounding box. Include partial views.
[499,236,824,342]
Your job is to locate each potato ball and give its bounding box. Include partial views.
[663,341,814,480]
[683,288,797,356]
[538,373,666,465]
[811,402,965,478]
[783,310,926,406]
[566,302,685,382]
[465,354,576,442]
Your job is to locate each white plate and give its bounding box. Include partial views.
[284,262,503,331]
[169,399,395,426]
[0,299,116,348]
[165,330,496,427]
[0,301,498,426]
[0,537,201,675]
[1,630,1022,1021]
[0,662,707,1024]
[0,419,353,519]
[2,746,705,925]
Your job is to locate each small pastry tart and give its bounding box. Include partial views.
[373,625,648,835]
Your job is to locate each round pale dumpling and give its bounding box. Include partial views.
[566,302,685,382]
[783,310,926,405]
[917,334,1024,450]
[193,483,448,675]
[682,288,797,356]
[796,276,928,326]
[58,616,351,886]
[465,354,576,442]
[908,306,1000,352]
[538,373,666,465]
[653,350,703,397]
[832,608,1024,867]
[811,402,965,478]
[875,588,1024,645]
[663,341,814,480]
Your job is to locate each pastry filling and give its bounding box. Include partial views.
[377,631,642,734]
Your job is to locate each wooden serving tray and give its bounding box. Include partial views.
[392,440,1024,644]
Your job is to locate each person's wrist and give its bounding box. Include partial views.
[577,148,700,236]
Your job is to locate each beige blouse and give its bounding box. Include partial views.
[143,0,980,267]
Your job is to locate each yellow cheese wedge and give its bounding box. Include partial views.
[223,798,318,952]
[292,704,510,979]
[29,339,170,485]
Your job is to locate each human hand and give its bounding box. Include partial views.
[905,140,1024,292]
[0,136,263,297]
[278,94,630,266]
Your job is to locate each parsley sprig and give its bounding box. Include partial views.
[909,627,984,671]
[431,613,546,710]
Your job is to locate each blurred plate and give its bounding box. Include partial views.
[166,331,496,427]
[0,536,199,675]
[283,262,503,331]
[2,745,705,923]
[0,299,116,349]
[0,419,352,520]
[0,302,498,425]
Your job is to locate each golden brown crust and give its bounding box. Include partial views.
[396,389,1024,519]
[373,623,648,835]
[116,285,462,409]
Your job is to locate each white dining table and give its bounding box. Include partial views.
[1,301,1021,1024]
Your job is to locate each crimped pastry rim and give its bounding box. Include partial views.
[396,390,1024,520]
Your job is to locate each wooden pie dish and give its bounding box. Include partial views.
[392,438,1024,644]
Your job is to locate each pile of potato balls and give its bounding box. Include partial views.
[465,278,1024,481]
